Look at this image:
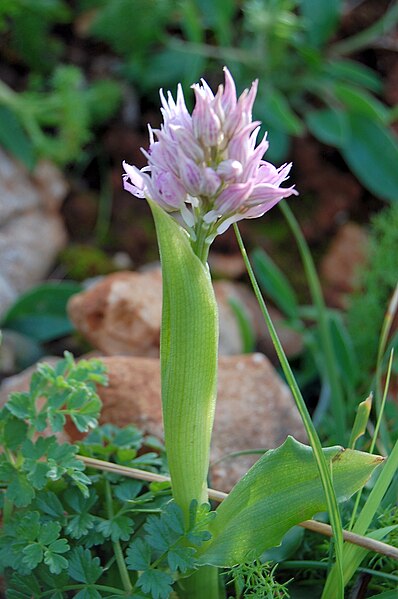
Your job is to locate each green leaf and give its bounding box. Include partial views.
[149,200,218,514]
[66,511,96,539]
[126,539,151,571]
[300,0,341,46]
[0,106,36,169]
[68,546,103,584]
[341,114,398,203]
[6,392,34,421]
[349,395,372,449]
[136,569,174,599]
[34,491,65,519]
[197,437,383,566]
[96,514,134,542]
[7,574,41,599]
[7,472,35,507]
[16,511,41,542]
[2,281,82,342]
[167,546,196,573]
[325,59,382,92]
[43,549,69,575]
[3,416,28,450]
[251,248,299,319]
[333,83,388,122]
[114,479,143,502]
[22,543,43,570]
[306,108,348,148]
[38,522,61,546]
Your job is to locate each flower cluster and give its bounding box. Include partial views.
[123,67,297,243]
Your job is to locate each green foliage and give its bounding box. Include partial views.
[227,560,291,598]
[85,0,398,200]
[347,205,398,383]
[126,501,214,598]
[1,354,198,598]
[1,281,82,343]
[0,67,121,167]
[197,437,382,567]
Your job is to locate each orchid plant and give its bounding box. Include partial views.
[122,68,383,598]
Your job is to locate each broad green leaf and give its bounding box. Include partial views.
[333,83,388,122]
[149,200,218,514]
[348,395,372,449]
[68,547,103,584]
[306,108,348,148]
[2,281,82,342]
[0,106,36,170]
[197,437,382,567]
[251,248,299,319]
[300,0,341,46]
[325,60,382,93]
[341,115,398,203]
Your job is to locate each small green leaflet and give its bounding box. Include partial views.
[68,546,103,584]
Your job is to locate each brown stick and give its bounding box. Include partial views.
[77,454,398,561]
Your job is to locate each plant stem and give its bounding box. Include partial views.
[233,223,345,599]
[104,480,132,593]
[279,201,346,442]
[178,566,222,599]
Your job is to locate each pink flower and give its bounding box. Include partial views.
[123,67,298,239]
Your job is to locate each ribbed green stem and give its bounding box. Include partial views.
[234,223,344,599]
[279,202,346,442]
[178,566,222,599]
[150,201,220,597]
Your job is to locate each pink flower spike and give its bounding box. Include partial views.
[221,67,238,114]
[122,161,147,198]
[122,67,297,242]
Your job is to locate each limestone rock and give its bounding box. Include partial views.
[68,270,303,359]
[0,353,306,492]
[320,222,368,309]
[0,149,68,316]
[68,270,163,357]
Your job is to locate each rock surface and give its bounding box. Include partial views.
[68,270,303,359]
[320,222,369,309]
[0,149,68,316]
[0,353,306,492]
